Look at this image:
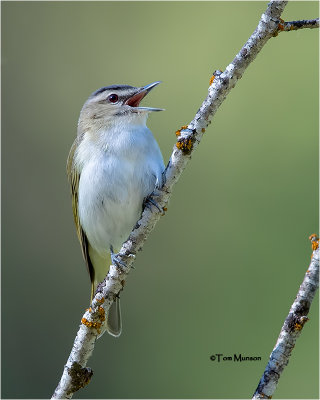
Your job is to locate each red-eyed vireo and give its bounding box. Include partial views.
[67,82,165,337]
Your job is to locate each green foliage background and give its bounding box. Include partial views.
[1,1,319,399]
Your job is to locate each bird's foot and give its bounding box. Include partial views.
[143,192,163,213]
[110,246,127,271]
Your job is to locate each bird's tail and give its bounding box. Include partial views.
[105,297,122,337]
[91,276,122,338]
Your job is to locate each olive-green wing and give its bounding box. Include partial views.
[67,139,95,286]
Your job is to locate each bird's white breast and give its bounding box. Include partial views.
[75,121,164,256]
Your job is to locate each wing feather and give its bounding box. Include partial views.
[67,139,95,285]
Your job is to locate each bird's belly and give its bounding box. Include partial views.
[78,156,154,256]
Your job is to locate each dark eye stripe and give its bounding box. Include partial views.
[97,94,125,104]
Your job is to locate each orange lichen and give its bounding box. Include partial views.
[175,125,188,137]
[161,206,168,217]
[96,297,105,304]
[278,18,285,31]
[294,317,309,331]
[98,306,105,322]
[201,128,205,133]
[259,394,272,399]
[309,234,319,251]
[176,138,193,154]
[209,75,215,85]
[81,317,102,332]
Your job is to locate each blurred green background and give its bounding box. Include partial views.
[1,1,318,399]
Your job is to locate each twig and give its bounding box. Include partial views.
[252,235,319,399]
[52,1,319,398]
[278,18,319,31]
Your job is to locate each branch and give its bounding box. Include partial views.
[52,1,318,398]
[278,18,319,31]
[252,235,319,399]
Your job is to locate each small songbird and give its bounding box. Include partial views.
[67,82,165,337]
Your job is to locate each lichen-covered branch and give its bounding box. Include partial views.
[52,1,319,398]
[252,235,319,399]
[278,18,319,31]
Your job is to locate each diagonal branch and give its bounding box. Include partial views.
[252,235,319,399]
[52,1,318,398]
[278,18,319,31]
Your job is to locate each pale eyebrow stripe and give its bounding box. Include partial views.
[91,85,135,97]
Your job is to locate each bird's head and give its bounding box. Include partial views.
[78,81,163,133]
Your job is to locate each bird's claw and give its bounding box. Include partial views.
[110,246,127,271]
[144,194,163,213]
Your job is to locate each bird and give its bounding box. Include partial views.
[67,82,165,337]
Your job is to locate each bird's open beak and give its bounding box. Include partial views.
[125,81,164,112]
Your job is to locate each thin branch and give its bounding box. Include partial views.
[252,235,319,399]
[52,1,319,398]
[279,18,319,31]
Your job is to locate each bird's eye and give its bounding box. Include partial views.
[107,94,118,103]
